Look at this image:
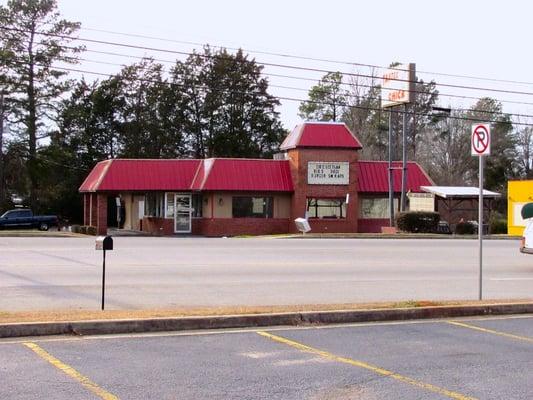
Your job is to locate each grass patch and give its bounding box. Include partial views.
[1,299,531,324]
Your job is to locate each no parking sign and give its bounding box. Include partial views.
[471,123,491,301]
[471,124,491,156]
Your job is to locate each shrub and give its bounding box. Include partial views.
[395,212,440,233]
[490,218,507,234]
[86,226,97,236]
[70,224,81,233]
[455,221,476,235]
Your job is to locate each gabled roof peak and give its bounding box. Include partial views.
[280,121,363,150]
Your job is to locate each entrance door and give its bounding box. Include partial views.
[174,194,192,233]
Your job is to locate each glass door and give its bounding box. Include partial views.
[174,194,192,233]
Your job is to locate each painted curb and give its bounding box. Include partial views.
[2,303,532,338]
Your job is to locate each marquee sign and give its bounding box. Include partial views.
[307,162,349,185]
[381,63,415,108]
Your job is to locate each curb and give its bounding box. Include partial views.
[2,303,533,338]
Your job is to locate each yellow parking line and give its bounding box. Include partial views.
[446,321,533,343]
[257,331,476,400]
[22,342,119,400]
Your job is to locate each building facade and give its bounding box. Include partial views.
[79,122,433,236]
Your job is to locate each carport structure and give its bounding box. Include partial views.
[420,186,501,230]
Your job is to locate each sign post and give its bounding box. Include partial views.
[381,63,415,225]
[471,123,491,300]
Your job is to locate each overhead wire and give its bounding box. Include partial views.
[3,25,533,98]
[79,26,533,87]
[14,37,533,111]
[8,59,527,127]
[10,40,533,120]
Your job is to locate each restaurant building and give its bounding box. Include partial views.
[79,122,433,236]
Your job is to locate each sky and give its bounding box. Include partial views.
[23,0,533,128]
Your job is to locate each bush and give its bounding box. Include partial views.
[395,212,440,233]
[86,226,97,236]
[455,221,476,235]
[490,218,507,234]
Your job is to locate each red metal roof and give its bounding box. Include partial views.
[199,159,293,192]
[79,159,202,192]
[79,160,112,192]
[80,158,293,192]
[280,122,363,150]
[357,161,434,193]
[80,157,431,194]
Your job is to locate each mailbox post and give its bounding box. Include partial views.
[95,235,113,310]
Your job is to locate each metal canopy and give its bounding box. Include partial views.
[420,186,500,199]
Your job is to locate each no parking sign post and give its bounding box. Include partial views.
[471,123,490,300]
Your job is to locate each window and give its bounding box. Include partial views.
[145,193,165,217]
[165,193,175,218]
[191,194,203,218]
[306,198,346,219]
[359,198,399,218]
[232,197,273,218]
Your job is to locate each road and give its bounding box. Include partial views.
[1,315,533,399]
[0,236,532,311]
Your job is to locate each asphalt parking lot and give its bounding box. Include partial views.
[1,315,532,399]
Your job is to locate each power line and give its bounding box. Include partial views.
[79,26,533,87]
[3,25,533,98]
[9,42,526,120]
[13,61,530,127]
[57,55,533,120]
[17,36,533,110]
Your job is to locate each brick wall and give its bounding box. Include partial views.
[83,194,90,226]
[199,218,290,237]
[141,217,289,237]
[142,217,174,235]
[287,148,359,233]
[90,193,98,226]
[358,218,390,233]
[96,193,108,235]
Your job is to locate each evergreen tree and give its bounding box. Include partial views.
[0,0,83,210]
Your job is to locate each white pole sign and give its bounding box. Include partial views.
[381,63,415,108]
[471,124,491,156]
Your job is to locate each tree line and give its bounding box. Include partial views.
[0,0,285,221]
[0,0,530,223]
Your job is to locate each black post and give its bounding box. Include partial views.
[101,249,106,310]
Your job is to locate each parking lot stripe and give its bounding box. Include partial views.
[257,331,476,400]
[22,342,119,400]
[447,321,533,343]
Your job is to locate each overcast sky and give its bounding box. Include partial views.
[34,1,533,128]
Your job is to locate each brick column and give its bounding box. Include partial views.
[90,193,98,226]
[83,194,90,226]
[96,193,108,235]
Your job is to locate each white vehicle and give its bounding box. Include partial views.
[520,203,533,254]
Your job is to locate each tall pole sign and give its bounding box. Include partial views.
[471,123,490,300]
[381,63,415,226]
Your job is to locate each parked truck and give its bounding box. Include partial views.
[0,209,59,231]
